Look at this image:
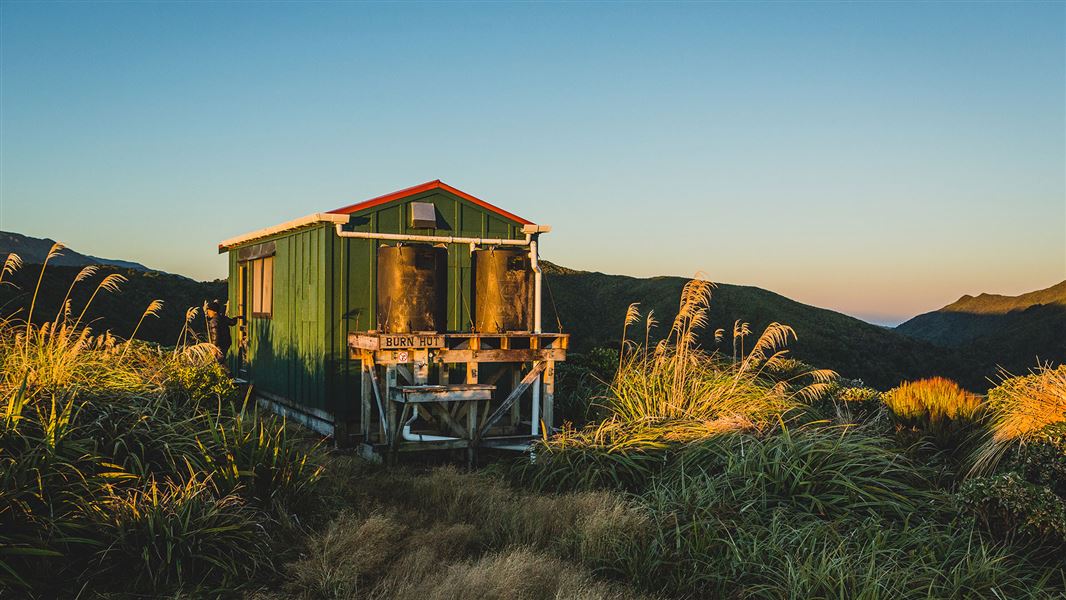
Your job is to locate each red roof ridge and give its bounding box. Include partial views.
[328,180,533,225]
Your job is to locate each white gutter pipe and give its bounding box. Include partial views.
[402,405,461,442]
[530,236,543,437]
[332,222,551,438]
[334,224,531,247]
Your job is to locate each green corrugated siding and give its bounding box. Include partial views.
[230,188,528,425]
[227,226,330,413]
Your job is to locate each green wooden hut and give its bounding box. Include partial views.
[217,180,563,453]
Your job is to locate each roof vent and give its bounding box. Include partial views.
[410,202,437,229]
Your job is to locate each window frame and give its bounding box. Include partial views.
[250,256,274,319]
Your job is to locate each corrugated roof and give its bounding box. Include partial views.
[328,180,534,225]
[218,181,536,253]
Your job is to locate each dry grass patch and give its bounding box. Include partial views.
[272,460,653,600]
[399,547,649,600]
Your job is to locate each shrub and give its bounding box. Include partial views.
[958,472,1066,548]
[554,347,616,426]
[622,427,1060,598]
[883,378,984,464]
[883,377,982,423]
[797,379,886,425]
[194,406,324,511]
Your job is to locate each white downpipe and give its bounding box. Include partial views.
[334,223,549,438]
[334,224,531,247]
[530,237,543,437]
[402,405,461,442]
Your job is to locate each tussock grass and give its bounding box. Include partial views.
[538,278,833,455]
[0,251,324,596]
[498,279,1065,598]
[986,364,1066,443]
[274,459,653,600]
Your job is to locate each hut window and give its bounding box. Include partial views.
[251,256,274,318]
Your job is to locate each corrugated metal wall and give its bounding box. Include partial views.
[228,226,330,414]
[324,188,527,422]
[228,188,528,426]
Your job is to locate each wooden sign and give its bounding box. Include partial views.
[380,334,445,349]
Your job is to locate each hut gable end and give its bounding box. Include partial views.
[329,180,533,228]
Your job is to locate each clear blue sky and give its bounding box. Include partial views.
[2,2,1063,325]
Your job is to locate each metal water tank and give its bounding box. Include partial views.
[377,244,447,333]
[474,247,533,333]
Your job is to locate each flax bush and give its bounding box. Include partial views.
[0,251,324,596]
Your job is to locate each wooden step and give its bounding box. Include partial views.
[390,383,495,404]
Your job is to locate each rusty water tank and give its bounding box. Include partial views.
[377,244,447,333]
[474,247,533,333]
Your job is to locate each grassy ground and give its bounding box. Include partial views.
[3,255,1064,598]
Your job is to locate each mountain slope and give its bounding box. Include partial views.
[0,264,226,346]
[897,280,1066,347]
[1,231,1049,390]
[942,281,1066,315]
[0,231,154,272]
[895,280,1066,378]
[542,263,968,390]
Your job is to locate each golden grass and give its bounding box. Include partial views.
[986,365,1066,443]
[545,277,833,450]
[882,377,982,422]
[0,250,192,396]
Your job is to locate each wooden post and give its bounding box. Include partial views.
[360,356,372,442]
[385,364,398,462]
[510,365,521,430]
[543,359,555,434]
[467,398,478,468]
[413,348,429,385]
[466,336,479,384]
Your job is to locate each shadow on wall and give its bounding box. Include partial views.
[238,319,356,431]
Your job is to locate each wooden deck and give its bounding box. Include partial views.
[348,331,568,463]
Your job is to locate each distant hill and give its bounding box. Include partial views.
[0,232,224,346]
[541,263,969,390]
[897,280,1066,345]
[895,280,1066,378]
[0,233,225,346]
[0,231,155,272]
[0,263,226,347]
[1,232,1053,390]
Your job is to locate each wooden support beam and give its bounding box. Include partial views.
[367,364,389,446]
[426,402,468,438]
[360,360,372,440]
[466,336,480,384]
[433,348,565,364]
[543,359,555,433]
[467,398,479,467]
[396,364,414,385]
[413,348,429,384]
[385,365,398,451]
[480,362,547,437]
[510,365,521,429]
[389,384,494,404]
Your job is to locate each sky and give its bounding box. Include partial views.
[1,2,1063,326]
